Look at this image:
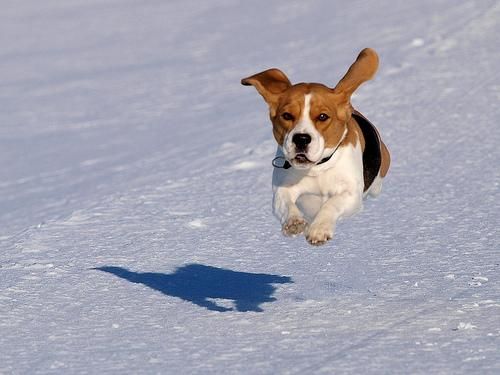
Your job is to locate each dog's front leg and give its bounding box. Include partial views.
[273,187,307,236]
[306,189,362,245]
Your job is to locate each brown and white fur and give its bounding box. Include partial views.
[241,48,390,246]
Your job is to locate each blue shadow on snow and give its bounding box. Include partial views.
[95,264,292,312]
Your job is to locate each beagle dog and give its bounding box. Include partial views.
[241,48,390,245]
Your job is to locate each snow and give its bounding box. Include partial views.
[1,0,499,373]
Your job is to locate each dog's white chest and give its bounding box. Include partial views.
[273,142,364,199]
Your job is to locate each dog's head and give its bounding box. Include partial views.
[242,48,378,169]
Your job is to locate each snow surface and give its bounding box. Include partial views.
[1,0,499,373]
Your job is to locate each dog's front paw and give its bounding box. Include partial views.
[282,216,307,236]
[305,222,334,246]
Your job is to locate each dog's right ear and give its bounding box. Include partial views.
[241,69,291,109]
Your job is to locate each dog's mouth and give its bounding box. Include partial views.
[293,153,313,165]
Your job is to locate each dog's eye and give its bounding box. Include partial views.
[317,113,329,122]
[281,112,295,121]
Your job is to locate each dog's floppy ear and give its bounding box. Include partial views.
[241,69,292,109]
[333,48,379,98]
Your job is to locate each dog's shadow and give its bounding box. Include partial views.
[95,264,292,312]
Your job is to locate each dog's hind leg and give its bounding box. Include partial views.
[366,175,383,198]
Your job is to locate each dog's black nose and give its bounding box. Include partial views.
[292,133,312,149]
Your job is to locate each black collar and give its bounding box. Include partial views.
[272,141,342,170]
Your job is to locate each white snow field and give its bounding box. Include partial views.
[1,0,499,373]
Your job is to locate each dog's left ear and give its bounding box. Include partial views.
[333,48,379,99]
[241,69,292,114]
